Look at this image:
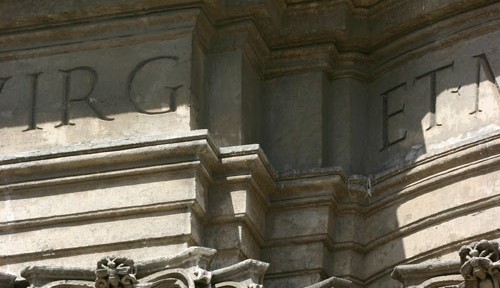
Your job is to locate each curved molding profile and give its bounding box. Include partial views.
[303,276,352,288]
[15,246,351,288]
[41,281,95,288]
[211,259,269,288]
[0,272,16,288]
[1,0,498,80]
[392,240,500,288]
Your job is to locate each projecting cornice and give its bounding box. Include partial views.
[391,240,500,288]
[13,246,350,288]
[1,0,499,79]
[1,128,497,214]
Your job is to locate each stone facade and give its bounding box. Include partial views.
[392,240,500,288]
[0,1,499,288]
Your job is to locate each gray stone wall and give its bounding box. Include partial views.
[0,1,499,288]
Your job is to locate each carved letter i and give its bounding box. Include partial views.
[23,72,43,131]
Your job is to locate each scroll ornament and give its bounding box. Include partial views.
[95,257,138,288]
[459,240,500,288]
[17,247,351,288]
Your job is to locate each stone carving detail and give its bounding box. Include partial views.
[95,257,138,288]
[390,241,500,288]
[214,281,263,288]
[17,246,351,288]
[0,271,16,288]
[459,240,500,288]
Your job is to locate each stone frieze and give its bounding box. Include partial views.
[13,246,351,288]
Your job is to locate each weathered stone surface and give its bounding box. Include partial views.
[391,240,500,288]
[367,30,500,173]
[0,2,499,288]
[391,261,462,288]
[459,240,500,288]
[205,50,262,147]
[0,271,16,288]
[18,247,274,288]
[262,72,326,171]
[0,35,197,154]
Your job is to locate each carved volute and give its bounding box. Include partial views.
[459,240,500,288]
[95,257,138,288]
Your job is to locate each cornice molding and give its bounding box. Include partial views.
[391,240,500,288]
[13,246,350,288]
[1,128,497,213]
[1,1,499,79]
[391,261,461,284]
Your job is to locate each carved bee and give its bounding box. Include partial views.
[95,257,136,288]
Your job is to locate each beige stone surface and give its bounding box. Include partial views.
[1,210,194,256]
[0,1,499,288]
[262,72,326,171]
[1,170,201,222]
[0,35,196,154]
[266,206,333,240]
[367,30,500,173]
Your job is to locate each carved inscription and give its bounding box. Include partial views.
[24,73,43,131]
[0,76,11,111]
[128,56,183,115]
[381,83,407,151]
[0,76,10,94]
[56,66,113,128]
[472,53,500,114]
[381,53,499,150]
[0,55,184,131]
[414,62,454,130]
[0,76,11,110]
